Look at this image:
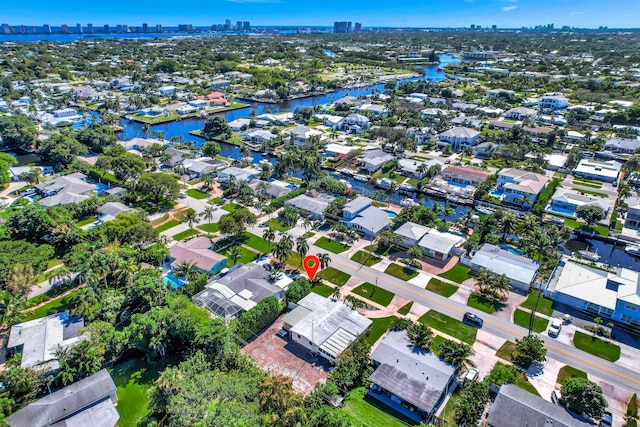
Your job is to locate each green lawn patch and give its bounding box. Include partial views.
[197,223,219,233]
[311,284,335,298]
[441,388,461,426]
[426,278,458,297]
[154,219,180,232]
[241,232,271,253]
[513,309,549,333]
[47,258,63,269]
[438,264,471,283]
[24,289,82,322]
[467,293,502,314]
[557,365,588,385]
[186,188,211,199]
[208,197,225,205]
[314,236,350,254]
[111,358,169,427]
[365,316,398,346]
[384,263,418,281]
[221,203,237,212]
[150,213,169,226]
[352,283,395,306]
[223,245,258,266]
[173,228,200,241]
[339,387,417,427]
[397,302,413,316]
[419,310,477,344]
[75,216,97,227]
[515,375,541,397]
[564,218,609,236]
[264,218,292,232]
[573,331,621,362]
[520,290,554,316]
[301,231,315,239]
[350,250,382,266]
[495,341,516,362]
[321,267,351,287]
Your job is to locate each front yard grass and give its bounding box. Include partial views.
[557,365,588,385]
[339,387,417,427]
[365,316,398,346]
[223,245,258,266]
[397,302,413,316]
[154,219,180,232]
[264,218,292,232]
[352,283,395,306]
[350,250,382,266]
[426,278,458,297]
[467,293,502,314]
[520,290,554,316]
[384,263,418,281]
[513,309,549,333]
[314,236,350,254]
[438,264,471,283]
[241,232,271,253]
[573,331,621,362]
[419,310,477,344]
[24,289,82,322]
[185,188,211,199]
[311,284,335,298]
[321,267,351,287]
[221,203,237,213]
[197,223,219,233]
[173,228,200,241]
[75,216,97,227]
[495,341,516,362]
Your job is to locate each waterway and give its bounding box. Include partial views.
[566,238,640,270]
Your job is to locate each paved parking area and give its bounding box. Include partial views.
[241,313,329,395]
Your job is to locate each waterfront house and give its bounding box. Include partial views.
[163,147,192,167]
[468,243,539,291]
[625,204,640,229]
[335,114,370,134]
[394,221,430,247]
[283,293,371,363]
[359,149,395,173]
[573,159,621,183]
[441,166,490,186]
[7,369,120,427]
[356,103,387,115]
[437,127,480,151]
[604,137,640,154]
[368,330,457,423]
[257,111,294,125]
[545,257,640,327]
[202,91,228,105]
[35,173,96,207]
[228,117,269,131]
[287,126,323,150]
[217,166,260,184]
[545,188,613,221]
[487,384,591,427]
[285,190,335,219]
[495,168,549,208]
[243,129,276,144]
[398,158,443,179]
[342,196,391,238]
[417,229,465,260]
[169,237,227,275]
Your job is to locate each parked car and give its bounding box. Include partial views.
[551,389,562,405]
[548,318,563,337]
[178,191,187,198]
[276,329,288,338]
[464,368,479,383]
[463,312,483,327]
[600,411,613,427]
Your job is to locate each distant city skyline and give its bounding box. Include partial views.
[1,0,639,29]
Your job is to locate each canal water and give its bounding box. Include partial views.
[565,238,640,270]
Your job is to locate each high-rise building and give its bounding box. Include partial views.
[1,24,10,35]
[61,24,69,34]
[236,21,242,31]
[76,23,82,33]
[87,23,93,33]
[492,24,497,30]
[470,24,476,30]
[333,21,351,33]
[44,24,52,34]
[123,25,129,32]
[156,24,162,33]
[243,21,250,30]
[354,22,362,32]
[178,24,192,31]
[224,19,231,30]
[103,24,109,33]
[116,25,123,33]
[19,25,27,34]
[143,23,149,33]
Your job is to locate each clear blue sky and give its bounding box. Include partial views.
[2,0,639,28]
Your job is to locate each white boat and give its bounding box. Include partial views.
[339,179,352,190]
[475,206,495,215]
[577,249,600,261]
[399,183,416,192]
[377,178,393,189]
[625,244,640,257]
[354,174,368,182]
[340,168,354,176]
[400,197,420,207]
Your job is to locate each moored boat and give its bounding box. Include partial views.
[625,244,640,257]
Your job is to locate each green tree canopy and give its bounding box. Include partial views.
[561,377,608,419]
[0,114,38,150]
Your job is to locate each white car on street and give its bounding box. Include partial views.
[548,318,562,337]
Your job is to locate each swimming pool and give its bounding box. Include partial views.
[383,209,398,219]
[544,204,576,217]
[163,272,185,289]
[448,181,468,188]
[499,245,522,256]
[95,182,111,194]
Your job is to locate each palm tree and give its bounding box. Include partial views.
[183,208,197,230]
[279,233,294,252]
[491,274,512,299]
[0,291,25,327]
[407,322,434,351]
[199,206,217,234]
[228,245,243,266]
[407,246,423,267]
[72,287,98,317]
[302,218,312,233]
[263,228,276,252]
[437,340,476,372]
[474,268,494,296]
[443,205,455,222]
[296,238,309,264]
[497,212,518,242]
[174,260,196,283]
[202,175,215,190]
[272,239,291,267]
[319,253,331,270]
[331,286,341,301]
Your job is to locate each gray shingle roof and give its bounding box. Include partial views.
[471,243,539,285]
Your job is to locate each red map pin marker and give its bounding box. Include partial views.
[303,255,320,281]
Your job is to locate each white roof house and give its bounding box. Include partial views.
[394,221,430,246]
[35,173,96,207]
[469,244,539,290]
[418,229,465,260]
[574,159,621,183]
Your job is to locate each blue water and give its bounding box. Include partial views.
[323,49,337,58]
[545,205,576,217]
[448,181,468,189]
[383,209,398,219]
[163,272,185,289]
[499,245,522,256]
[94,182,111,194]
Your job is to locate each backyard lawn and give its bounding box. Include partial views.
[573,331,621,362]
[467,293,503,314]
[351,250,382,266]
[384,263,418,281]
[264,218,293,232]
[314,236,350,254]
[426,278,458,297]
[76,216,97,227]
[185,188,211,199]
[24,289,82,322]
[241,232,271,253]
[198,223,219,233]
[419,310,477,344]
[154,219,180,232]
[513,309,549,333]
[365,316,398,346]
[520,290,554,316]
[321,267,351,287]
[339,387,417,427]
[352,283,395,306]
[438,264,471,283]
[173,228,200,241]
[223,245,258,266]
[221,203,237,212]
[557,365,588,385]
[311,284,335,298]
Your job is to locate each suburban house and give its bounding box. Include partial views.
[35,173,96,207]
[334,114,370,134]
[6,369,120,427]
[283,293,371,363]
[256,112,294,125]
[359,149,395,173]
[169,237,227,275]
[451,116,483,129]
[474,142,495,157]
[504,107,537,120]
[437,127,480,151]
[368,330,457,423]
[603,137,640,154]
[119,137,167,152]
[217,166,260,184]
[545,188,613,221]
[356,103,387,115]
[182,158,217,178]
[248,179,294,199]
[441,166,489,186]
[468,243,539,291]
[202,91,228,105]
[574,159,622,183]
[496,168,549,208]
[192,263,291,321]
[625,204,640,229]
[417,229,465,260]
[228,118,269,131]
[158,85,176,96]
[394,222,430,247]
[97,202,134,223]
[7,311,86,372]
[398,158,443,179]
[287,126,323,150]
[342,196,391,238]
[545,257,640,326]
[243,129,276,144]
[486,384,591,427]
[285,191,335,219]
[163,147,192,167]
[538,94,569,110]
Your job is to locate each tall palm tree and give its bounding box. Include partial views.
[228,245,243,266]
[319,253,331,270]
[279,234,294,252]
[437,340,476,372]
[407,322,434,351]
[296,238,309,265]
[72,287,98,317]
[0,291,25,327]
[331,286,341,301]
[183,208,197,230]
[263,227,276,251]
[474,268,494,296]
[199,206,217,233]
[272,239,291,266]
[497,212,518,242]
[174,260,196,282]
